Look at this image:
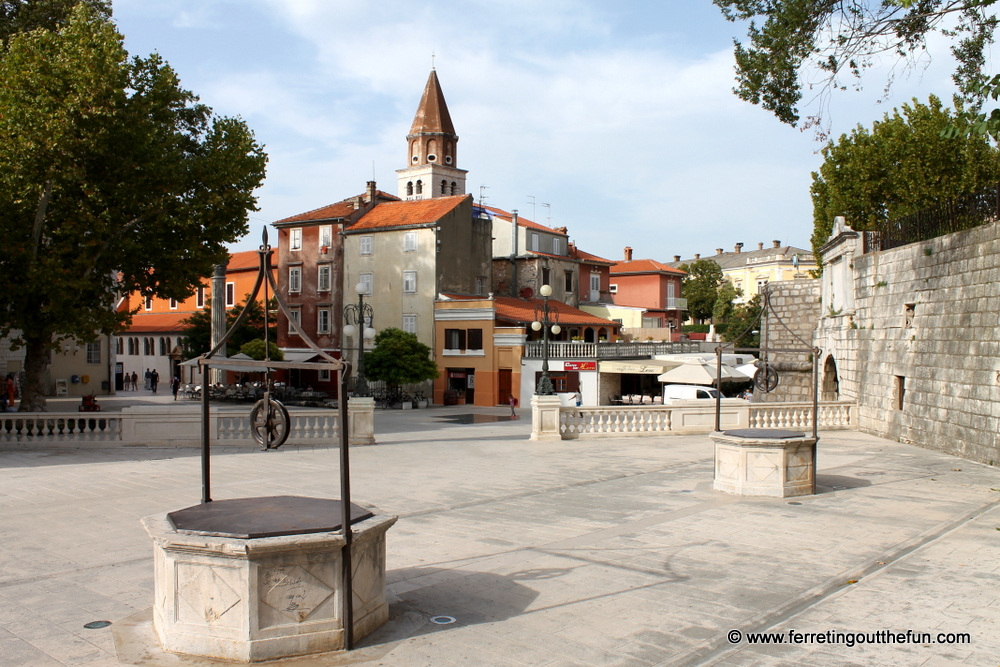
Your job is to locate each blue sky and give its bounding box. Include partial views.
[112,0,967,262]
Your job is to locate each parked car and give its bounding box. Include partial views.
[662,384,720,402]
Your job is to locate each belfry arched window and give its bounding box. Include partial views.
[450,181,457,195]
[406,181,413,196]
[441,180,447,195]
[415,180,423,194]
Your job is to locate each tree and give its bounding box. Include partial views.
[239,339,283,362]
[721,294,763,349]
[678,259,726,322]
[0,6,267,410]
[712,282,742,326]
[810,95,1000,257]
[180,296,278,359]
[713,0,1000,134]
[1,0,110,45]
[363,328,439,389]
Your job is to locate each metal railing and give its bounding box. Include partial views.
[866,182,1000,252]
[524,341,700,359]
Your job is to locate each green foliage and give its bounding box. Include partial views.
[677,259,725,322]
[810,95,1000,258]
[239,339,283,361]
[714,0,1000,131]
[0,6,266,409]
[0,0,111,46]
[720,295,762,349]
[363,328,439,388]
[181,296,277,359]
[712,282,742,325]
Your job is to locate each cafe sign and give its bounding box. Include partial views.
[564,361,597,371]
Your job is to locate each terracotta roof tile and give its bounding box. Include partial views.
[570,247,614,265]
[494,297,620,326]
[348,195,469,231]
[226,250,262,271]
[611,259,687,275]
[125,312,195,333]
[274,191,400,225]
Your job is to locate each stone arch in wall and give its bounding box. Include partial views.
[823,355,840,401]
[584,327,595,343]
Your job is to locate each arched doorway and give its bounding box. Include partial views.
[822,355,840,401]
[584,327,596,343]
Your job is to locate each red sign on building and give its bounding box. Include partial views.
[564,361,597,371]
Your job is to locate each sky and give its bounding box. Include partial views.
[111,0,971,263]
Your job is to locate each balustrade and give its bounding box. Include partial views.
[0,414,122,442]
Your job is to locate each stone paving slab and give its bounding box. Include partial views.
[1,407,999,666]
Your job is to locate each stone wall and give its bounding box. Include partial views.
[758,280,821,403]
[818,219,1000,465]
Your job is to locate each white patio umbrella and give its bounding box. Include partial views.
[656,360,750,386]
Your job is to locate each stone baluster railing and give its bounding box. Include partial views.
[0,414,123,442]
[748,401,856,430]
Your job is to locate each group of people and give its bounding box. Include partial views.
[122,369,160,392]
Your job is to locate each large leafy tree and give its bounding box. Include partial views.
[364,328,439,389]
[0,6,267,410]
[810,95,1000,256]
[678,259,726,322]
[714,0,1000,134]
[0,0,110,44]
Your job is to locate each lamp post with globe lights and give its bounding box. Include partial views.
[531,284,561,395]
[342,282,376,397]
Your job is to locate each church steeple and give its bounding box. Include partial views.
[397,69,467,200]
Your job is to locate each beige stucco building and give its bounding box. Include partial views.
[670,240,816,303]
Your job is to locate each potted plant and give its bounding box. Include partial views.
[571,336,584,343]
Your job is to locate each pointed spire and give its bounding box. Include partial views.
[409,69,455,136]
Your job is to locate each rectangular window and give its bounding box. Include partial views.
[86,342,101,365]
[319,225,333,248]
[444,328,466,350]
[289,308,300,334]
[169,298,177,310]
[553,238,562,255]
[319,369,331,381]
[404,231,417,252]
[894,376,905,410]
[402,314,417,334]
[609,284,618,294]
[541,268,551,286]
[196,286,205,308]
[317,308,331,334]
[224,282,235,307]
[359,273,373,295]
[565,271,573,292]
[475,276,486,296]
[467,329,483,350]
[360,236,373,255]
[403,270,417,294]
[144,295,153,311]
[531,233,539,251]
[288,268,301,293]
[290,228,302,250]
[318,264,332,292]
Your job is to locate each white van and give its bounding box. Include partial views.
[662,384,721,402]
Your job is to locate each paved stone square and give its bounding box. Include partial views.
[1,406,999,666]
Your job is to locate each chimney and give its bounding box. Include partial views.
[716,248,724,255]
[673,255,681,262]
[735,243,743,253]
[624,246,633,261]
[757,242,764,250]
[365,180,377,203]
[773,239,781,248]
[694,253,700,260]
[556,226,568,235]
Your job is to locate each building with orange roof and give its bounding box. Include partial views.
[587,246,688,333]
[271,70,491,397]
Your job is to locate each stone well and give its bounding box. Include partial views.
[142,496,396,662]
[712,429,817,498]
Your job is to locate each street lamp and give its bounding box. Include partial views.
[531,284,561,395]
[343,282,376,397]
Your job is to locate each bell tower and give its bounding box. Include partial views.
[396,69,468,200]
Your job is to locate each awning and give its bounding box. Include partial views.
[598,360,683,375]
[656,361,749,385]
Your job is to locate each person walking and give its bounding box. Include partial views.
[144,368,151,390]
[4,374,15,410]
[131,371,138,391]
[150,369,159,394]
[508,393,518,417]
[171,375,180,400]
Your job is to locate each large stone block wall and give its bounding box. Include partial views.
[758,280,821,403]
[818,220,1000,464]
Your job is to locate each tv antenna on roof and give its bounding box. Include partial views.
[527,195,536,221]
[479,185,489,208]
[431,51,435,70]
[542,202,551,226]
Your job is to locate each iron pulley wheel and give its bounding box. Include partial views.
[250,398,291,449]
[753,365,779,393]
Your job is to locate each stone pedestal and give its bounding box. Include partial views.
[347,396,375,446]
[142,501,396,662]
[712,429,816,497]
[530,394,563,441]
